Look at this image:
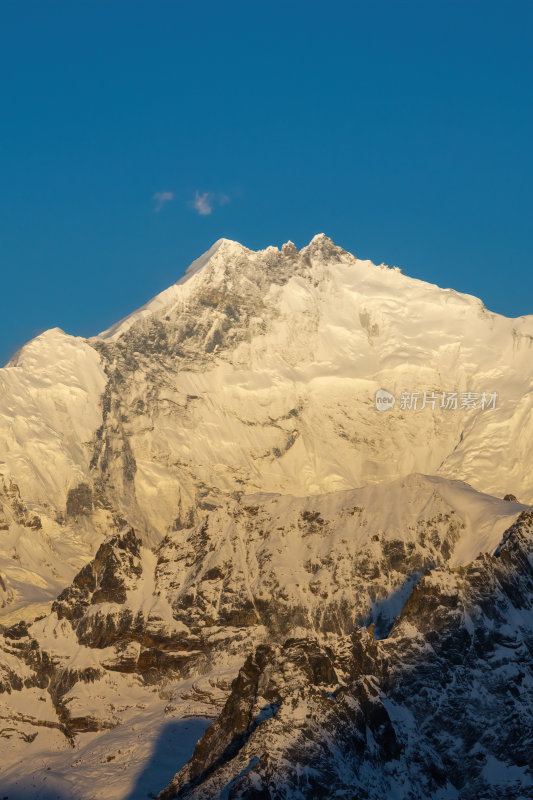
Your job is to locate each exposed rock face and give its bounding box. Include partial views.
[160,511,533,800]
[0,477,42,531]
[66,483,94,518]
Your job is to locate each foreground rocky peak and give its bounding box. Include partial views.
[160,511,533,799]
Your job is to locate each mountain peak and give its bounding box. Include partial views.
[96,235,345,341]
[309,232,331,244]
[97,238,250,340]
[176,237,249,284]
[300,232,346,258]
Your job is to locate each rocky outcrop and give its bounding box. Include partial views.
[52,528,143,622]
[0,571,13,608]
[66,483,94,518]
[0,477,42,530]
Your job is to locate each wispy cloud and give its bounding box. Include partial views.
[153,191,174,212]
[191,190,230,216]
[193,191,214,216]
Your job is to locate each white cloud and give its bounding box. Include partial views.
[153,191,174,212]
[192,190,230,216]
[193,191,214,216]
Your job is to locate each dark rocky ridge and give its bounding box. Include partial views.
[159,511,533,799]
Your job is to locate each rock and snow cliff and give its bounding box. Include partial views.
[0,477,531,798]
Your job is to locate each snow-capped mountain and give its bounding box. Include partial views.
[1,235,532,619]
[1,235,532,798]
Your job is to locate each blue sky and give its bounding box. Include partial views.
[1,1,532,364]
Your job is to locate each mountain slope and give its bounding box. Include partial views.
[0,329,110,620]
